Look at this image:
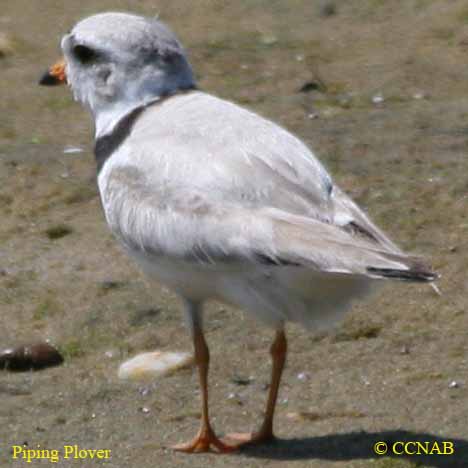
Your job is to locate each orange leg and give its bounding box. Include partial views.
[172,323,235,453]
[225,328,287,447]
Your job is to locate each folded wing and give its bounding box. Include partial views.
[103,166,435,283]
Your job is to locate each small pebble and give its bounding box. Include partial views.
[231,375,254,386]
[372,94,384,105]
[308,113,319,120]
[226,394,243,406]
[138,386,151,397]
[63,146,84,154]
[431,283,442,296]
[99,279,126,291]
[299,81,321,93]
[448,381,459,389]
[45,224,73,240]
[140,407,150,414]
[400,345,410,355]
[118,351,194,381]
[260,34,278,46]
[297,372,309,381]
[412,91,427,100]
[0,342,63,372]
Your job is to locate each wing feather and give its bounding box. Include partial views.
[102,167,435,282]
[99,91,436,283]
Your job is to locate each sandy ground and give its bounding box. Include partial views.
[1,1,468,467]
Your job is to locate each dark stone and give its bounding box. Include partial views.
[320,2,337,17]
[0,342,64,372]
[299,81,321,93]
[45,224,73,240]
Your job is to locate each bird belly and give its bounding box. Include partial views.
[126,248,226,301]
[216,268,375,330]
[126,244,374,331]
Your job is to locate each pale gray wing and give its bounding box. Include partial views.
[331,186,402,253]
[125,92,405,255]
[126,92,334,222]
[102,166,434,281]
[101,90,431,279]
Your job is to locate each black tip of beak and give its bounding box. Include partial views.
[39,71,61,86]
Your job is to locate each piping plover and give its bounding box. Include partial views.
[40,12,437,453]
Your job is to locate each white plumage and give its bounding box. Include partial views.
[41,12,436,453]
[98,90,430,328]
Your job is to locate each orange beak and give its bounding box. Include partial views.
[39,58,66,86]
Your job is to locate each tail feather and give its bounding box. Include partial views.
[367,256,438,282]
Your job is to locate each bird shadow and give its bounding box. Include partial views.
[238,430,468,468]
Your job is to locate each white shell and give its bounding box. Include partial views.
[118,351,194,381]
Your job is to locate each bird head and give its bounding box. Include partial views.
[40,12,195,137]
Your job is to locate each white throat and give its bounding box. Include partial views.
[93,95,162,139]
[62,13,196,139]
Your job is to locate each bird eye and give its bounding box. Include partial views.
[73,45,97,64]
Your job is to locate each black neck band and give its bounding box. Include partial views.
[94,86,197,175]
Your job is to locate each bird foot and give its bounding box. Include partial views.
[171,428,237,453]
[224,431,276,448]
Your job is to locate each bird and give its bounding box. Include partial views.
[39,12,437,453]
